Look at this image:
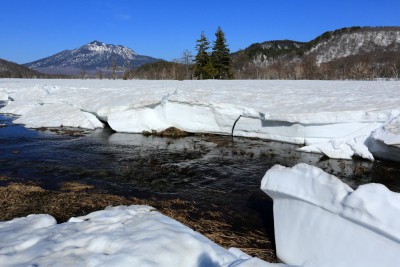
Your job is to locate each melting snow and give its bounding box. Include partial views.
[1,79,400,161]
[0,205,280,267]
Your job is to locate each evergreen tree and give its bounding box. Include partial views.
[211,27,232,79]
[194,32,211,79]
[203,60,217,79]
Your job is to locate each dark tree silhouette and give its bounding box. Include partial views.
[211,27,232,79]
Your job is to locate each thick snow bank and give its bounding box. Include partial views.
[1,79,400,161]
[261,164,400,266]
[0,205,284,267]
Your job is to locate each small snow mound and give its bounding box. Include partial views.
[0,205,276,267]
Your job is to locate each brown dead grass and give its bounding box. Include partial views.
[0,181,277,262]
[36,127,87,137]
[0,182,131,222]
[142,127,191,138]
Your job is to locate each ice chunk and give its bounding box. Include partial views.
[261,164,400,266]
[299,122,381,160]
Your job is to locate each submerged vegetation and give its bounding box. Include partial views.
[142,127,191,137]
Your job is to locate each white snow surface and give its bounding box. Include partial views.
[0,205,283,267]
[0,90,8,101]
[261,163,400,266]
[1,79,400,160]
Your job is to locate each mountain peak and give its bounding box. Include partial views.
[88,40,105,46]
[24,41,162,76]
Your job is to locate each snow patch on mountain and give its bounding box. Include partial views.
[309,30,400,64]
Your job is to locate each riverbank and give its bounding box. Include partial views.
[0,175,277,262]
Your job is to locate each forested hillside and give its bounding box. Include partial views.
[232,26,400,80]
[0,59,49,78]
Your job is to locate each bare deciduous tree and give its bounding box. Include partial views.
[181,50,193,79]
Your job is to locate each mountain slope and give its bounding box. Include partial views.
[231,39,306,68]
[307,27,400,64]
[232,26,400,80]
[0,58,48,78]
[24,41,162,76]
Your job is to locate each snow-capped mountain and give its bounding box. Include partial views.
[24,41,161,76]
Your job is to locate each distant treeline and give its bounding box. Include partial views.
[124,61,191,80]
[232,52,400,80]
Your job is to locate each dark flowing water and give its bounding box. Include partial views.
[1,112,400,256]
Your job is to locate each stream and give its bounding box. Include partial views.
[1,113,400,257]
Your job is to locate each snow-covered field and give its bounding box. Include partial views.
[1,79,399,161]
[261,163,400,266]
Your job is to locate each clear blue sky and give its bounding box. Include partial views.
[1,0,399,64]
